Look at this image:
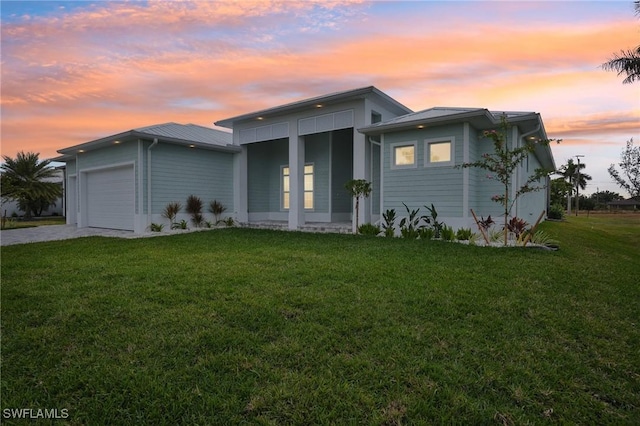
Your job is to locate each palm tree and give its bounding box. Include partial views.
[1,152,62,219]
[559,159,592,212]
[602,1,640,84]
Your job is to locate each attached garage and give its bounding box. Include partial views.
[85,165,135,231]
[55,122,238,233]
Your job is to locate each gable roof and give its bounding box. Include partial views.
[215,86,412,128]
[55,122,237,160]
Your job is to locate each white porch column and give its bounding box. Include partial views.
[234,145,248,224]
[288,135,305,230]
[352,129,368,232]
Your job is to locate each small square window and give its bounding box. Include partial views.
[391,142,417,168]
[429,142,451,163]
[425,138,454,167]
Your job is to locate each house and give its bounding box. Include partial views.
[607,199,639,210]
[56,86,556,233]
[55,123,239,232]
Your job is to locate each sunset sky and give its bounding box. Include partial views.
[2,0,639,196]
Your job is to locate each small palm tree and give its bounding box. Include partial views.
[1,151,62,219]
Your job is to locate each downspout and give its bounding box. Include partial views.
[147,138,158,227]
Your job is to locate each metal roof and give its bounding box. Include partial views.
[56,122,237,160]
[215,86,413,128]
[359,107,555,170]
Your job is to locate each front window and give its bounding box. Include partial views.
[282,164,314,210]
[391,142,417,168]
[425,138,454,166]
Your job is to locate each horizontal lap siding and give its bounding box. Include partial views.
[151,144,234,214]
[77,142,139,213]
[383,125,464,217]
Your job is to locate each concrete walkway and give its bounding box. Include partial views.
[0,225,143,246]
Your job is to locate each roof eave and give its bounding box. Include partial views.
[358,109,493,135]
[215,86,412,128]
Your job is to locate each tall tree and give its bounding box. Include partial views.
[602,1,640,84]
[1,152,62,219]
[559,159,592,211]
[608,138,640,199]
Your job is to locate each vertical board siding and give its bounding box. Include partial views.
[151,144,234,214]
[331,129,353,214]
[247,139,288,213]
[382,124,464,217]
[305,133,330,213]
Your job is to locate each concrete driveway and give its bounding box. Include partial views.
[0,225,141,246]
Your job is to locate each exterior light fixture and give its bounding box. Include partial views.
[114,140,121,144]
[417,125,425,129]
[257,116,264,120]
[78,149,85,153]
[189,144,195,148]
[315,104,323,108]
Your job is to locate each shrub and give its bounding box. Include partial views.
[149,223,164,232]
[381,209,396,238]
[456,227,473,241]
[186,195,204,228]
[358,223,381,236]
[208,200,227,224]
[222,217,235,227]
[441,225,455,241]
[399,203,422,239]
[172,219,188,230]
[162,202,182,225]
[506,217,529,239]
[423,204,444,238]
[418,227,434,240]
[548,204,565,220]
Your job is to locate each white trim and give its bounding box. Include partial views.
[390,141,418,169]
[424,137,455,167]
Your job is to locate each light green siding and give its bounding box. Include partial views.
[76,142,139,213]
[66,160,77,175]
[382,124,464,216]
[150,143,234,214]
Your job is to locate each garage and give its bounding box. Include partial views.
[85,166,135,231]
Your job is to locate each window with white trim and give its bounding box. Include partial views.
[391,142,417,169]
[425,137,454,166]
[282,164,314,210]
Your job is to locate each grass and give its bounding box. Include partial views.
[1,216,66,230]
[1,215,639,424]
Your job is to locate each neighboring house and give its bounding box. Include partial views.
[54,123,239,232]
[607,199,639,210]
[0,169,65,217]
[56,86,556,233]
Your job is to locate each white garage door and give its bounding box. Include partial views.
[86,166,135,230]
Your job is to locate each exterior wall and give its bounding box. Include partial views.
[382,124,465,222]
[149,142,235,226]
[74,142,141,230]
[305,133,331,216]
[247,139,288,219]
[516,149,547,224]
[331,128,353,221]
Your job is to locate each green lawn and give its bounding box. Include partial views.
[1,216,638,424]
[1,216,66,230]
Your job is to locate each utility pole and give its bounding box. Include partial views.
[575,155,584,216]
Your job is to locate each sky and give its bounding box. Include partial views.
[1,0,639,197]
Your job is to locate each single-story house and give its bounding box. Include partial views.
[607,199,639,210]
[56,86,556,233]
